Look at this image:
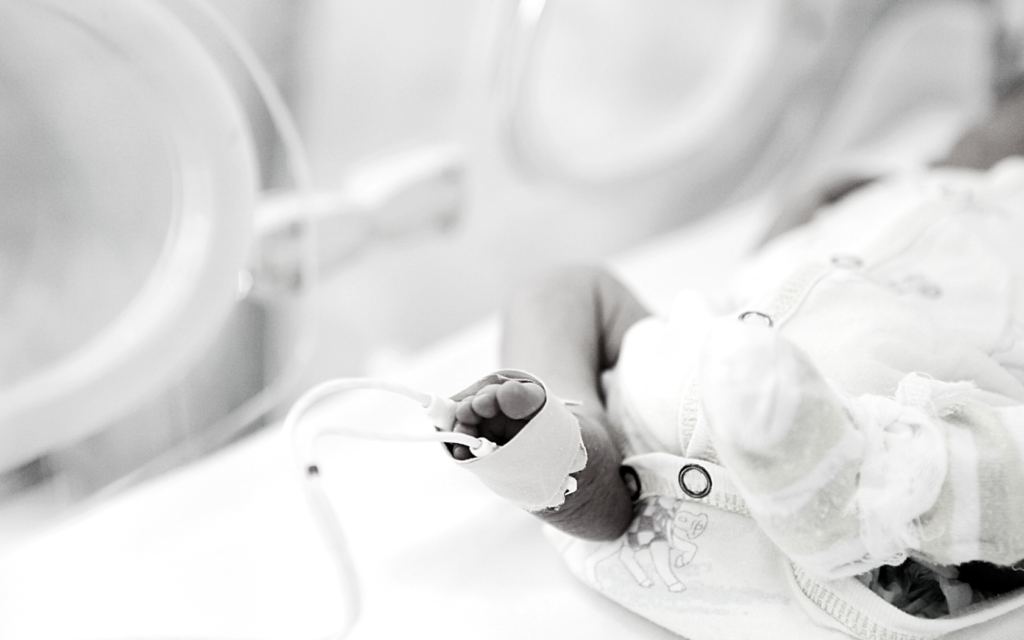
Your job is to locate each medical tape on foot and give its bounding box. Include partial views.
[450,369,587,512]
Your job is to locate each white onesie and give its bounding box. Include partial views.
[552,159,1024,640]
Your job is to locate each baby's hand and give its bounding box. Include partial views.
[446,379,546,460]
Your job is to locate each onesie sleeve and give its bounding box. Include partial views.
[915,394,1024,569]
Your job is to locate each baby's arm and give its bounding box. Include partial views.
[473,266,649,540]
[701,322,1024,577]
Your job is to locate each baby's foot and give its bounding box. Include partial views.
[447,379,546,460]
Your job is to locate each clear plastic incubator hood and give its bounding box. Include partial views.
[0,0,257,473]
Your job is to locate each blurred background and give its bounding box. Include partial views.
[0,0,1015,548]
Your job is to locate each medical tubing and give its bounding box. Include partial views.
[302,473,360,640]
[85,377,475,640]
[283,377,503,470]
[282,378,496,639]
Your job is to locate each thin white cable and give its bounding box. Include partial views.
[284,377,498,478]
[282,378,496,639]
[301,475,359,640]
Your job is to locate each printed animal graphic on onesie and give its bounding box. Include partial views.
[584,496,708,593]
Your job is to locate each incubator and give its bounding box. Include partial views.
[0,0,257,476]
[0,0,1015,639]
[0,0,462,502]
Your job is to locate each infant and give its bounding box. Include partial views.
[442,160,1024,635]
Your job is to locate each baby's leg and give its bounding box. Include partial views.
[445,379,546,460]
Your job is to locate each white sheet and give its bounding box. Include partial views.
[0,200,765,640]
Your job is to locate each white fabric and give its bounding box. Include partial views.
[606,290,718,457]
[613,158,1024,460]
[850,374,966,562]
[596,159,1024,636]
[553,454,1024,640]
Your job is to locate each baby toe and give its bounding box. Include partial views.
[455,398,481,425]
[471,384,501,418]
[496,380,545,420]
[449,423,479,461]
